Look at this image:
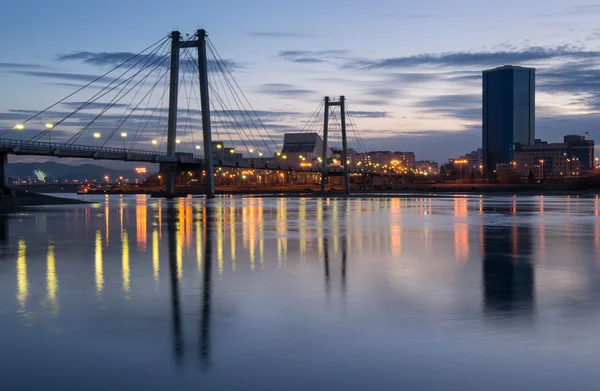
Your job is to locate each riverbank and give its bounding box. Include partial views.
[0,189,89,212]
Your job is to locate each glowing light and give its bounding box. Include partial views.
[258,152,263,156]
[176,139,181,144]
[46,241,58,312]
[216,144,222,149]
[94,132,101,139]
[14,124,24,130]
[152,228,159,283]
[16,239,27,310]
[45,123,54,129]
[151,139,158,145]
[122,230,130,295]
[196,145,201,150]
[120,132,127,138]
[249,148,254,153]
[282,155,287,159]
[230,149,235,154]
[95,230,104,295]
[135,167,147,174]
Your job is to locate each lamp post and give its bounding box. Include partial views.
[120,132,127,151]
[539,159,545,178]
[45,123,53,144]
[151,139,158,152]
[14,124,24,141]
[93,132,101,148]
[176,139,181,153]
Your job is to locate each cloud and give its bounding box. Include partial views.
[56,51,242,71]
[355,99,390,106]
[248,32,313,38]
[537,4,600,17]
[349,111,390,118]
[415,94,481,121]
[61,102,131,110]
[0,62,48,70]
[375,13,432,19]
[256,83,317,98]
[350,45,600,69]
[10,70,116,83]
[279,50,351,64]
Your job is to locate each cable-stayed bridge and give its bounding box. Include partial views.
[0,29,375,197]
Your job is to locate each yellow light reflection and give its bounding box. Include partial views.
[299,199,307,261]
[122,230,130,294]
[453,198,469,263]
[230,204,236,271]
[105,196,110,245]
[390,199,401,257]
[152,228,159,282]
[317,198,324,256]
[16,239,27,311]
[46,240,59,313]
[95,230,104,294]
[196,206,203,272]
[136,196,147,251]
[217,204,224,276]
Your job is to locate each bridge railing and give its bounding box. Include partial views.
[0,138,205,160]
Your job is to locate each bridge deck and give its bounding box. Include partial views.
[0,139,375,174]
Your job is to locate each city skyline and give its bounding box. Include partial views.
[2,1,600,166]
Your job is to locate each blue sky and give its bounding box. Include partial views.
[2,0,600,164]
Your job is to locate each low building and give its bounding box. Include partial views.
[415,161,439,175]
[513,135,595,177]
[277,132,332,168]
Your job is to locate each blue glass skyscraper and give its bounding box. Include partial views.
[482,65,535,173]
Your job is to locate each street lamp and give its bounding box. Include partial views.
[176,139,181,153]
[195,145,201,151]
[13,124,24,141]
[539,159,545,177]
[151,139,158,152]
[93,132,101,148]
[120,132,127,151]
[45,123,53,144]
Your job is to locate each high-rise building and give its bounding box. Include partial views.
[482,65,535,173]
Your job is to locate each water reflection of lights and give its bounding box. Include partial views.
[122,230,130,295]
[95,230,104,295]
[453,198,469,263]
[390,199,401,258]
[46,240,59,313]
[16,239,27,312]
[196,205,203,273]
[136,195,147,251]
[229,204,236,271]
[153,228,160,283]
[216,205,224,276]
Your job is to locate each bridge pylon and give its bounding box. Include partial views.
[320,96,350,194]
[165,29,215,198]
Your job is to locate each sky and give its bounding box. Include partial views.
[2,0,600,166]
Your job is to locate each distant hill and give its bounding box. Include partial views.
[5,162,155,181]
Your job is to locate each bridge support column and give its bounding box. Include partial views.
[0,153,6,188]
[320,96,330,193]
[339,96,350,195]
[197,30,215,199]
[166,31,181,196]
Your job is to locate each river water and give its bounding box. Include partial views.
[1,194,600,390]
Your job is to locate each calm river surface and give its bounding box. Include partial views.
[1,194,600,390]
